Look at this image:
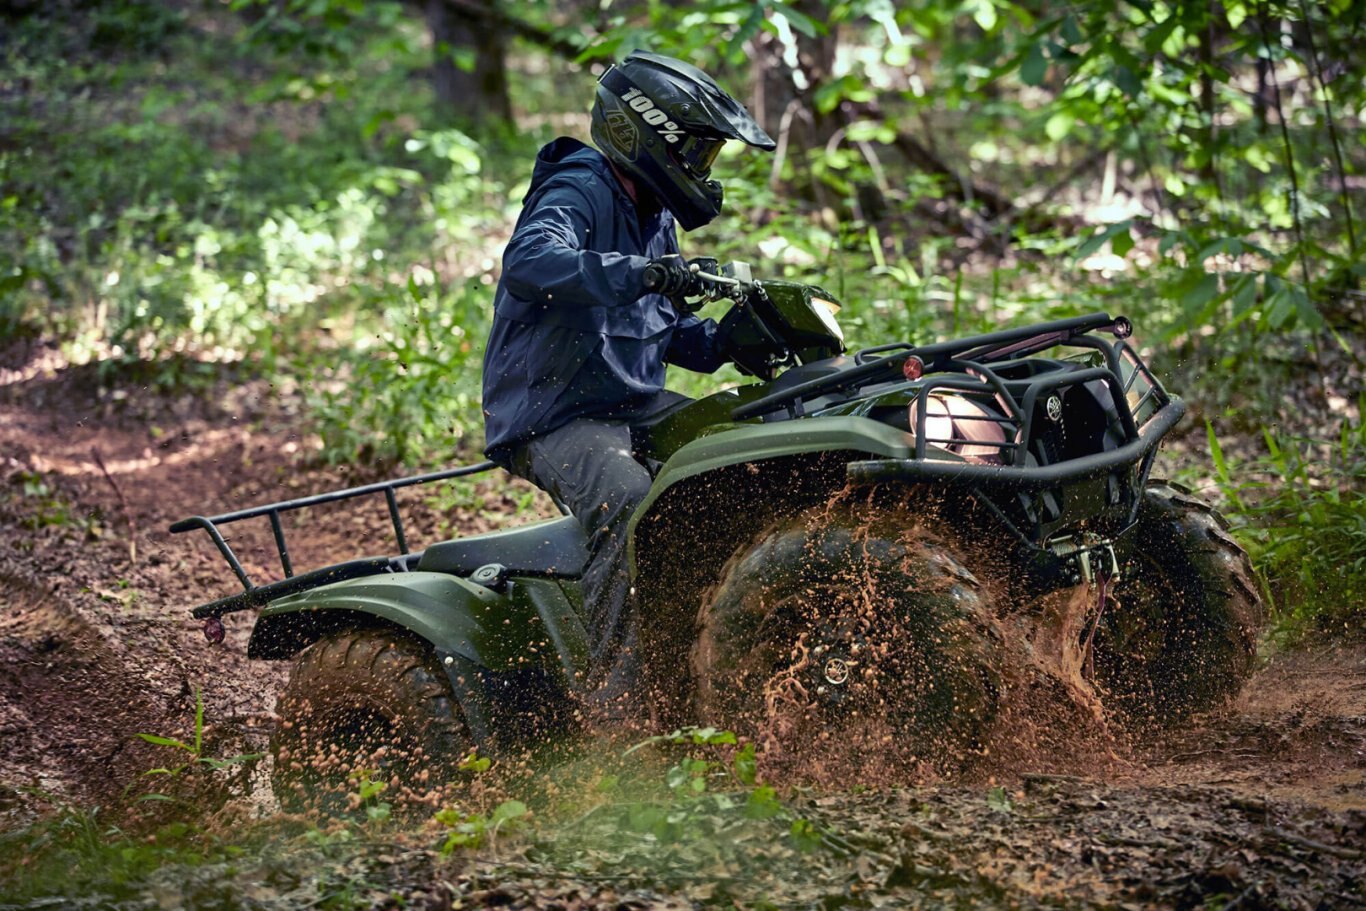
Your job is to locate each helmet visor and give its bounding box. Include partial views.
[676,135,724,177]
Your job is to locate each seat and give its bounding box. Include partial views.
[415,516,588,578]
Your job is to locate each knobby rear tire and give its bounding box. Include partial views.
[270,628,472,815]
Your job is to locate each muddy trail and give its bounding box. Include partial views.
[0,341,1362,910]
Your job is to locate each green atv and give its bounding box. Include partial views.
[174,263,1262,807]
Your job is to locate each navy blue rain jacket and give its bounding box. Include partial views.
[481,138,724,463]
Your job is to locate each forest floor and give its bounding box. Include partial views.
[0,335,1362,910]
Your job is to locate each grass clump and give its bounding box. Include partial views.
[1208,411,1366,642]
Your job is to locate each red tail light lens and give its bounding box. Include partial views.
[902,356,924,380]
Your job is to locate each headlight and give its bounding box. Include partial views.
[810,297,844,343]
[907,394,1007,464]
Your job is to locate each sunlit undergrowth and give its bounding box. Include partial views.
[1206,412,1366,642]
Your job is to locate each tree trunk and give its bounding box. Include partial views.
[427,0,513,127]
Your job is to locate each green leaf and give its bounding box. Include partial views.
[459,752,491,773]
[1143,15,1180,54]
[789,817,822,852]
[769,1,824,38]
[1060,14,1083,45]
[726,3,766,58]
[137,733,192,751]
[1207,420,1230,484]
[666,764,690,790]
[1180,273,1220,311]
[1111,227,1135,257]
[0,269,26,294]
[193,688,204,757]
[1074,220,1133,260]
[987,786,1013,813]
[491,799,528,827]
[745,785,783,820]
[734,743,758,785]
[1020,44,1048,86]
[1158,230,1190,255]
[1044,111,1074,142]
[1112,64,1143,98]
[971,0,998,31]
[199,752,263,770]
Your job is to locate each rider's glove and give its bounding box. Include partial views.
[642,255,704,310]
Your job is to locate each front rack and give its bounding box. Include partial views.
[731,311,1131,422]
[170,461,499,607]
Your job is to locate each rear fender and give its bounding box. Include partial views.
[247,571,551,666]
[248,572,584,750]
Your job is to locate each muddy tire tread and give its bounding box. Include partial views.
[1095,481,1264,721]
[270,628,469,814]
[692,505,1001,771]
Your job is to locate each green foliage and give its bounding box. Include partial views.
[10,472,99,534]
[134,688,261,802]
[1208,413,1366,639]
[565,727,839,853]
[304,274,491,465]
[435,799,530,853]
[0,1,515,394]
[0,806,241,903]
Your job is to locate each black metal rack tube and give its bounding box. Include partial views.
[170,461,499,596]
[846,398,1185,489]
[733,312,1125,422]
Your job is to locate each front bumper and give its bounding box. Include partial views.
[844,398,1184,489]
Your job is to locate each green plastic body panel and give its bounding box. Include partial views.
[247,571,587,679]
[627,414,914,568]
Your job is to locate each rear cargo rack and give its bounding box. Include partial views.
[171,462,499,617]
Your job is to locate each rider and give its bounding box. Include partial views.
[481,51,775,722]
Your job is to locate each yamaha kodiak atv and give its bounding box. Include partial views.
[174,262,1263,808]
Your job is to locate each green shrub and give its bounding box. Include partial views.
[1208,411,1366,641]
[304,275,491,466]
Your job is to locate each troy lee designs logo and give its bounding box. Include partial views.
[620,87,684,143]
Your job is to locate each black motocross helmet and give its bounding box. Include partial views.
[591,51,775,231]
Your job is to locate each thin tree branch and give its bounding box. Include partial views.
[1297,0,1357,258]
[1257,8,1313,292]
[91,447,136,566]
[439,0,581,59]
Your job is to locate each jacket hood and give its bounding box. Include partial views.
[527,137,623,200]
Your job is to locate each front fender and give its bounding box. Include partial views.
[627,415,913,567]
[247,571,542,670]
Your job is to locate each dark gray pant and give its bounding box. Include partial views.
[510,394,689,702]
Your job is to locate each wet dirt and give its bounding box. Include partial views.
[0,340,1362,908]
